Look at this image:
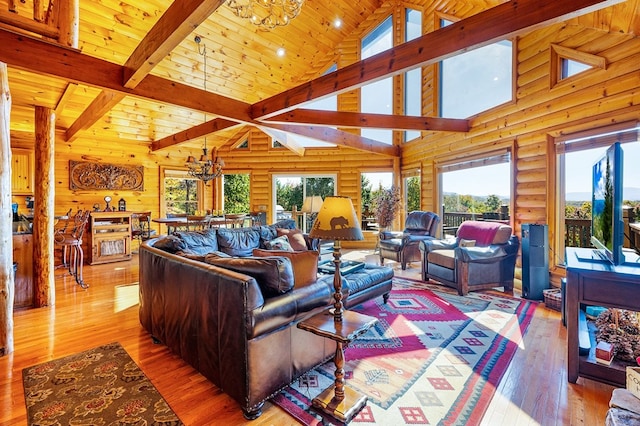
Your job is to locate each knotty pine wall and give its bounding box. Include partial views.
[402,21,640,285]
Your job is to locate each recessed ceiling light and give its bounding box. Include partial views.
[334,19,342,28]
[276,47,286,57]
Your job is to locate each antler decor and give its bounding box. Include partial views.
[69,160,144,190]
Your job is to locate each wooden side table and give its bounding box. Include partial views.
[297,309,377,423]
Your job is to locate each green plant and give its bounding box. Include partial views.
[371,186,401,229]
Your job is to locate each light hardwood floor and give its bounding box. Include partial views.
[1,251,614,425]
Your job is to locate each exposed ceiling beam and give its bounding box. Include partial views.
[262,123,400,157]
[123,0,226,89]
[0,10,58,39]
[0,29,253,123]
[54,83,78,116]
[152,117,240,151]
[250,0,625,120]
[65,91,126,142]
[264,109,470,132]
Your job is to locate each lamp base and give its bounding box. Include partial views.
[312,385,368,423]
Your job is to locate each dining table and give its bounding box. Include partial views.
[152,214,250,234]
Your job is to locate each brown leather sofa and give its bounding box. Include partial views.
[139,221,393,419]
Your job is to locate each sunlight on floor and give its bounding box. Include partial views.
[114,282,139,313]
[466,309,526,349]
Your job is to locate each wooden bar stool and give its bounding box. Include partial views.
[54,209,90,289]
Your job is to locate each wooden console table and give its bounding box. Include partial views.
[566,247,640,386]
[89,211,132,265]
[297,309,377,423]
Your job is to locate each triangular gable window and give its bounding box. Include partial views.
[561,58,591,79]
[550,44,606,88]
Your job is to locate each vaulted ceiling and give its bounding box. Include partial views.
[2,0,639,155]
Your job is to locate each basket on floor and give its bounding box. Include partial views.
[543,288,562,312]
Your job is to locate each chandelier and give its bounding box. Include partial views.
[186,36,224,182]
[226,0,304,30]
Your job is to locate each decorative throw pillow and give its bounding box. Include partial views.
[459,238,476,247]
[265,235,294,252]
[276,228,309,251]
[205,256,294,297]
[253,248,319,288]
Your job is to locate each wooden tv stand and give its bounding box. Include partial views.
[566,247,640,387]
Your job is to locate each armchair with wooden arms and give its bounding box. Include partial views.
[419,220,519,296]
[378,211,440,270]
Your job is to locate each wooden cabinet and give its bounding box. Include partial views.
[89,211,132,265]
[566,247,640,387]
[11,148,34,195]
[13,234,34,309]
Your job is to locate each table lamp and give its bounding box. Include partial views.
[309,196,363,322]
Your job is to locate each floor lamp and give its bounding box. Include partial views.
[302,196,376,422]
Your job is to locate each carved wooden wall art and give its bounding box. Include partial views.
[69,161,144,191]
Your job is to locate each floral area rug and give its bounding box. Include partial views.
[272,277,538,425]
[22,342,182,425]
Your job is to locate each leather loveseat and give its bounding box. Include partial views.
[138,220,393,419]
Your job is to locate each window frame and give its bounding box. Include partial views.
[160,166,205,217]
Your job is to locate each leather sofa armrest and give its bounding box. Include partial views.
[419,238,457,253]
[455,245,507,263]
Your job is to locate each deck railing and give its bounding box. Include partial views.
[442,212,594,248]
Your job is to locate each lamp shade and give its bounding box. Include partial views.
[301,195,324,213]
[309,196,363,241]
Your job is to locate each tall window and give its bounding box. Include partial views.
[405,9,422,142]
[273,174,336,230]
[361,172,393,230]
[405,174,420,212]
[439,19,512,118]
[361,17,393,144]
[439,152,511,236]
[162,169,202,215]
[556,125,640,264]
[223,173,250,213]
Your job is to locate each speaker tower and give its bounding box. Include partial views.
[521,223,549,300]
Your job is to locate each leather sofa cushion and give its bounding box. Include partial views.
[276,228,309,251]
[152,235,187,253]
[252,248,318,288]
[216,227,262,256]
[205,255,295,297]
[428,249,456,270]
[173,229,219,255]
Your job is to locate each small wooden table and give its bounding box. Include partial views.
[297,309,377,423]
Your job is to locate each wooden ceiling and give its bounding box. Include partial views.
[1,0,639,154]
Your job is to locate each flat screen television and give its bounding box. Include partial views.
[591,142,624,265]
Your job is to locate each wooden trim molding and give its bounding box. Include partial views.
[69,160,144,190]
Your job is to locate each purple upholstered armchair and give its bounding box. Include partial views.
[378,211,440,270]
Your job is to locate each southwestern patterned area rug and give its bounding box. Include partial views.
[22,342,182,425]
[273,277,538,425]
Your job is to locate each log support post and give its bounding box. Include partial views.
[0,62,14,356]
[33,106,55,308]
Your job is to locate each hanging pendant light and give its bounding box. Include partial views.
[186,36,224,182]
